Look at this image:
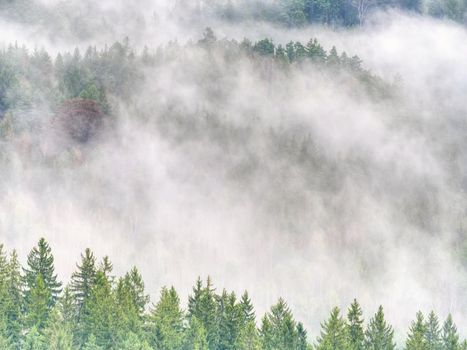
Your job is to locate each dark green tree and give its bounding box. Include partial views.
[240,291,256,324]
[297,322,310,350]
[425,311,441,350]
[260,298,298,350]
[24,275,51,330]
[188,277,219,350]
[364,306,395,350]
[80,271,118,349]
[442,315,459,350]
[23,238,62,308]
[253,39,275,57]
[70,248,97,317]
[406,312,427,350]
[316,307,349,350]
[347,299,364,350]
[149,286,185,350]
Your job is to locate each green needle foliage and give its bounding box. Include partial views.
[0,239,464,350]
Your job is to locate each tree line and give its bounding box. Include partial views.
[0,238,464,350]
[0,31,388,141]
[173,0,467,27]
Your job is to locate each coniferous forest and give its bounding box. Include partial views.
[2,0,467,349]
[0,238,464,350]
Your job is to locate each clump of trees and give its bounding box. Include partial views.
[0,31,386,143]
[0,239,464,350]
[173,0,467,27]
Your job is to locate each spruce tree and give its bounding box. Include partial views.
[149,286,185,350]
[364,306,395,350]
[188,277,219,350]
[59,287,76,327]
[297,322,310,350]
[347,299,364,350]
[425,311,441,350]
[98,256,114,283]
[25,275,51,330]
[406,312,427,350]
[123,267,149,317]
[70,248,97,317]
[115,275,141,336]
[80,271,118,349]
[240,291,255,324]
[316,307,349,350]
[217,290,242,350]
[442,315,459,350]
[260,298,299,350]
[6,250,22,348]
[23,238,62,309]
[0,244,10,339]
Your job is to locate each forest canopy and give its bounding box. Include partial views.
[0,239,463,350]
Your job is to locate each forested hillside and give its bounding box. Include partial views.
[2,0,467,347]
[1,0,466,31]
[0,239,464,350]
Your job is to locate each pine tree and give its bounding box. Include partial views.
[70,248,97,317]
[6,250,22,348]
[25,275,51,330]
[115,275,141,335]
[217,290,242,350]
[124,267,149,317]
[347,299,364,350]
[188,277,219,350]
[0,244,10,338]
[260,298,299,350]
[23,238,62,309]
[149,286,185,350]
[59,287,76,327]
[80,271,118,349]
[240,291,255,324]
[425,312,441,350]
[316,307,349,350]
[98,256,114,283]
[442,315,459,350]
[306,38,326,62]
[406,312,427,350]
[327,46,340,66]
[364,306,395,350]
[297,322,310,350]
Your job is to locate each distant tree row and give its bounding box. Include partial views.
[173,0,467,27]
[0,239,464,350]
[0,31,385,140]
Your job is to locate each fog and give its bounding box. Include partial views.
[0,0,467,340]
